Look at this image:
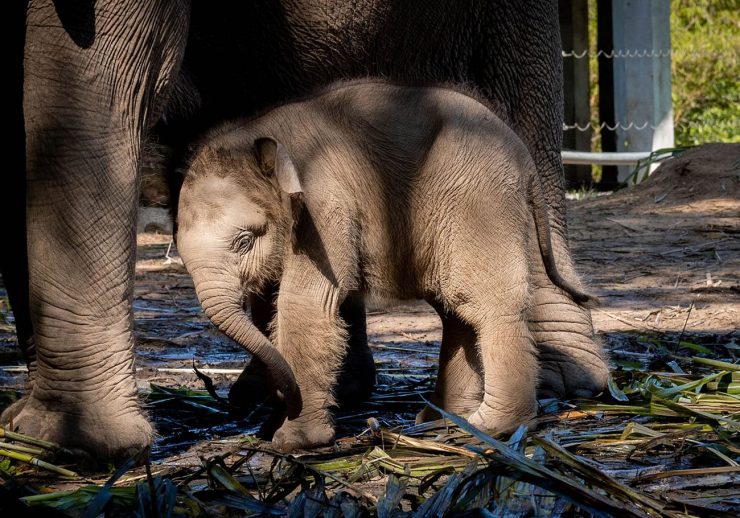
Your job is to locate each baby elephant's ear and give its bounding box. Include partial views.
[254,137,303,196]
[254,137,306,253]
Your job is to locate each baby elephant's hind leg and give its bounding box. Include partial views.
[452,267,538,434]
[416,303,482,423]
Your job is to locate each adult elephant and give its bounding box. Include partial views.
[4,0,607,463]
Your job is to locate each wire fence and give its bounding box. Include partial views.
[560,49,737,138]
[560,47,674,134]
[564,121,661,132]
[564,119,738,133]
[562,49,672,59]
[561,46,674,168]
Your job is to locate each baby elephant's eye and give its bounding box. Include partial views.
[231,231,256,254]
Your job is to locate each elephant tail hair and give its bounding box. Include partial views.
[528,175,595,307]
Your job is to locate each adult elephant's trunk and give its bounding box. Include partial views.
[189,266,301,418]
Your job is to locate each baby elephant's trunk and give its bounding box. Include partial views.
[190,267,302,417]
[528,175,594,305]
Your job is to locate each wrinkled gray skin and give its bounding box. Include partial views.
[3,0,189,462]
[5,1,608,463]
[177,82,601,451]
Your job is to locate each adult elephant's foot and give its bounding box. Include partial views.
[1,374,35,421]
[2,339,39,422]
[0,395,30,426]
[537,341,609,399]
[2,392,152,466]
[530,286,609,399]
[271,410,335,452]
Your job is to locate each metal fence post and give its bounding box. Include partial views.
[611,0,674,182]
[560,0,592,187]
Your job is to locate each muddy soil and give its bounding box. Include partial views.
[0,143,737,509]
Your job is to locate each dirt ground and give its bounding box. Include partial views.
[1,143,738,440]
[129,143,739,400]
[0,143,737,513]
[575,143,739,336]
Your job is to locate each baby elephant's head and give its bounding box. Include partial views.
[175,137,304,415]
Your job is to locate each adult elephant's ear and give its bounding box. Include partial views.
[254,137,305,252]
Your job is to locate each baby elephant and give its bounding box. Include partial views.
[177,80,591,451]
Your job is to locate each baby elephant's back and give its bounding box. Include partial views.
[418,86,534,199]
[309,83,537,288]
[317,82,534,200]
[344,85,534,239]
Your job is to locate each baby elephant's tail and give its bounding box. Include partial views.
[528,174,594,306]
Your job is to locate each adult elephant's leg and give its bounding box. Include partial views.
[473,1,608,397]
[416,303,482,423]
[529,263,609,399]
[3,0,189,462]
[2,2,36,419]
[6,1,33,355]
[473,1,568,236]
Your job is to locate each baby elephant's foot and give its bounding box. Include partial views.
[271,411,335,452]
[415,399,478,424]
[335,351,376,409]
[415,405,442,424]
[229,360,270,408]
[467,400,536,436]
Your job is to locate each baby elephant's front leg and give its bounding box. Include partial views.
[270,280,346,451]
